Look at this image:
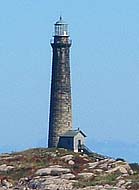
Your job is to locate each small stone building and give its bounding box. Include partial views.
[58,129,86,152]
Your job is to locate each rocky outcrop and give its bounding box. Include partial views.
[0,164,14,172]
[35,165,71,176]
[61,154,74,162]
[77,172,95,179]
[0,148,137,190]
[86,158,133,175]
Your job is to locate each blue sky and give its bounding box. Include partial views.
[0,0,139,162]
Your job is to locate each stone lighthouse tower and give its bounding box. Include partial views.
[48,17,72,148]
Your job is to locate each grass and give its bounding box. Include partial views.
[73,173,119,188]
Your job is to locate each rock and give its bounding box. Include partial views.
[93,169,104,174]
[98,159,116,171]
[119,166,129,174]
[99,163,108,170]
[106,165,132,175]
[49,152,57,157]
[18,177,31,186]
[79,154,88,158]
[49,165,62,168]
[61,154,73,162]
[77,172,94,179]
[116,175,124,180]
[1,179,13,188]
[117,179,126,187]
[68,160,75,165]
[0,155,23,162]
[0,149,136,190]
[83,158,89,162]
[35,168,52,176]
[51,168,71,176]
[124,180,132,188]
[122,173,130,177]
[107,158,115,163]
[103,184,111,188]
[92,185,104,189]
[122,163,134,175]
[115,161,133,175]
[35,165,71,176]
[88,162,99,169]
[28,176,74,190]
[99,159,109,164]
[106,166,123,174]
[61,173,75,180]
[0,164,14,172]
[115,160,125,165]
[115,161,134,174]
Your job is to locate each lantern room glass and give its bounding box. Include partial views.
[54,18,68,36]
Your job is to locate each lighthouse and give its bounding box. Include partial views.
[48,17,72,148]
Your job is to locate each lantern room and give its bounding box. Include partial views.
[54,16,68,36]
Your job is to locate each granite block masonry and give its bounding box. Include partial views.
[48,17,72,147]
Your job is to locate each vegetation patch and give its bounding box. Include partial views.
[73,173,119,188]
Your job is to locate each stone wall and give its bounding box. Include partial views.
[48,36,72,147]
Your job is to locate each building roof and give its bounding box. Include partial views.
[55,16,67,25]
[60,129,87,138]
